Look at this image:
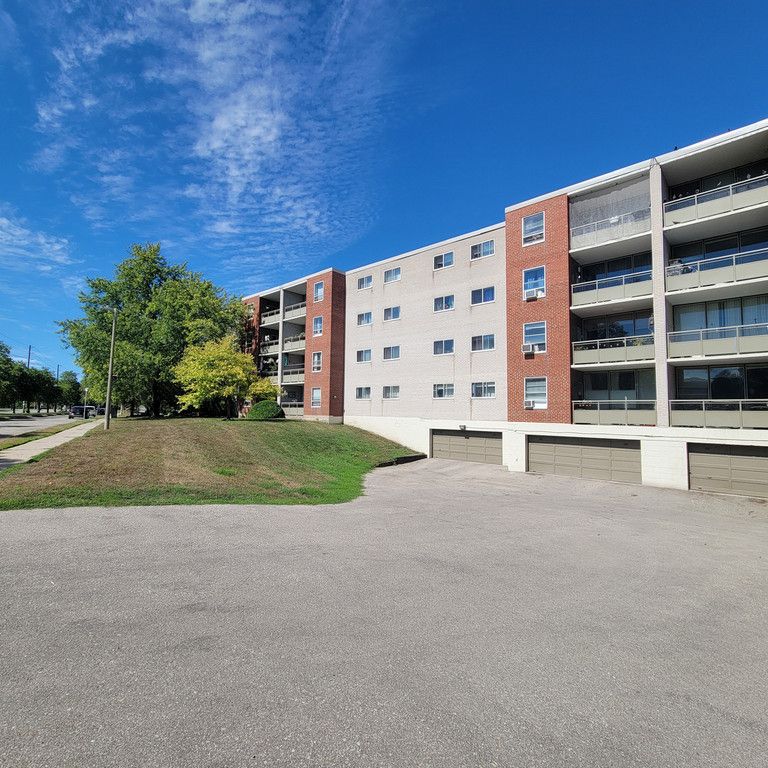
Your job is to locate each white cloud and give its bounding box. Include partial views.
[0,209,77,273]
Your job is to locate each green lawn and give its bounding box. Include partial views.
[0,418,419,510]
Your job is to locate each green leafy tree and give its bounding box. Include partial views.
[60,243,246,416]
[58,371,82,408]
[0,342,14,408]
[174,336,278,419]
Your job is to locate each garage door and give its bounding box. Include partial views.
[527,436,641,484]
[431,430,503,465]
[688,444,768,497]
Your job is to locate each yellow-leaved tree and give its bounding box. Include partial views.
[174,336,278,419]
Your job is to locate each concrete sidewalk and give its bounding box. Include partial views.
[0,419,101,470]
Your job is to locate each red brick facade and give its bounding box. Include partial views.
[505,194,572,423]
[304,270,346,418]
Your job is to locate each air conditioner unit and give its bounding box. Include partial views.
[521,343,534,354]
[524,400,536,409]
[524,289,538,301]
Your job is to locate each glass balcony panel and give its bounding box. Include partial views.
[732,176,768,210]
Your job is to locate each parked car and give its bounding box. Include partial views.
[68,405,97,419]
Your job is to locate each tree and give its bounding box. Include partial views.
[60,243,246,417]
[174,336,278,419]
[58,371,82,408]
[0,343,14,408]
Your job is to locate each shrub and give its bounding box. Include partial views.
[246,400,284,420]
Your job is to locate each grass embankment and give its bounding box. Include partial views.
[0,418,417,510]
[0,420,85,451]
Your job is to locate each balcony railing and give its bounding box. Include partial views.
[572,400,657,426]
[665,245,768,292]
[569,208,651,250]
[667,323,768,359]
[283,333,306,352]
[267,374,279,385]
[571,270,652,306]
[572,334,654,365]
[282,402,304,415]
[260,341,279,354]
[663,175,768,227]
[670,399,768,429]
[261,308,281,323]
[282,367,305,384]
[284,301,307,320]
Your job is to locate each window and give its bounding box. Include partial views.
[355,386,371,400]
[311,352,322,372]
[356,349,372,363]
[433,339,454,355]
[471,286,495,305]
[383,305,401,321]
[523,266,546,296]
[433,383,454,399]
[312,316,323,336]
[523,321,547,352]
[311,387,321,408]
[357,274,372,290]
[434,294,455,312]
[313,281,324,302]
[384,266,401,283]
[522,212,545,245]
[357,312,372,326]
[383,345,400,360]
[383,385,400,399]
[433,251,454,270]
[471,334,495,351]
[471,381,496,398]
[524,377,547,409]
[471,240,495,260]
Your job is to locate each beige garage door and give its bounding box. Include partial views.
[527,436,641,484]
[431,430,503,465]
[688,444,768,497]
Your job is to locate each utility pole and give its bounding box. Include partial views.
[104,308,117,430]
[26,345,31,368]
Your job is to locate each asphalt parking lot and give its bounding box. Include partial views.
[1,460,767,767]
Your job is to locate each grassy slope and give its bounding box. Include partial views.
[0,419,417,510]
[0,420,86,451]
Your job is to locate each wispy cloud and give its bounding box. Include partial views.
[0,207,77,274]
[31,0,421,291]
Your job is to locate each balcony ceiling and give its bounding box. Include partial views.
[569,232,652,264]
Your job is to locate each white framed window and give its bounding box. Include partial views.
[470,240,495,260]
[522,266,546,297]
[357,274,372,290]
[311,351,322,372]
[433,339,454,355]
[524,377,547,409]
[471,286,495,305]
[433,294,454,312]
[357,312,372,326]
[522,212,545,246]
[383,305,401,321]
[523,321,546,352]
[433,251,454,270]
[471,381,496,398]
[383,345,400,360]
[383,266,401,283]
[311,387,321,408]
[313,281,325,302]
[383,385,400,400]
[356,349,372,363]
[471,334,495,351]
[355,386,371,400]
[432,383,454,399]
[312,316,323,336]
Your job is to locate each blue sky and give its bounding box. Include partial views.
[1,0,767,373]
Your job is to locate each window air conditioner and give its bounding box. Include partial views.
[521,343,534,354]
[524,400,536,409]
[524,288,538,301]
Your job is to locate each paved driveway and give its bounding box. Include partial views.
[1,461,767,767]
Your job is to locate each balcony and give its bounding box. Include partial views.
[260,341,280,355]
[663,176,768,229]
[569,208,651,251]
[572,334,655,367]
[670,399,768,429]
[282,402,304,417]
[282,367,305,385]
[666,246,768,294]
[261,307,281,326]
[571,270,652,308]
[284,301,307,321]
[667,323,768,360]
[572,400,657,426]
[267,374,279,385]
[283,333,306,352]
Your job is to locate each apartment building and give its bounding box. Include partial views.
[245,117,768,496]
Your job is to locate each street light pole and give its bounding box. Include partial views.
[104,308,117,430]
[83,387,89,419]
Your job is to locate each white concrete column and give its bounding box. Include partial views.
[641,438,688,489]
[650,161,671,427]
[504,429,527,473]
[277,288,284,405]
